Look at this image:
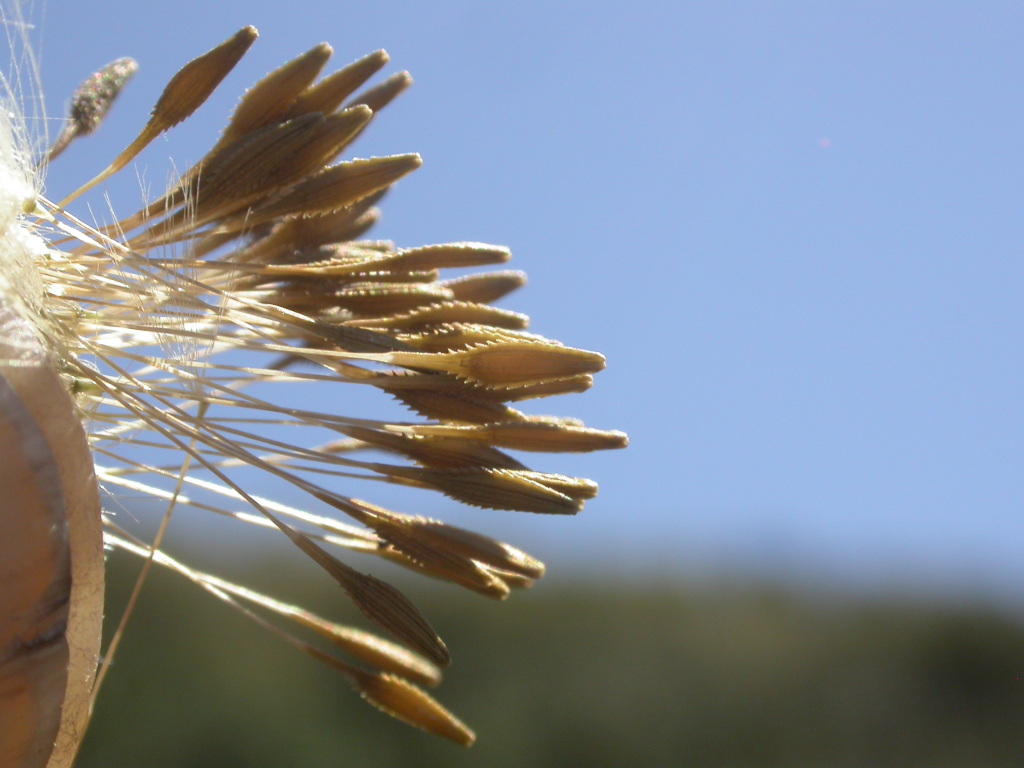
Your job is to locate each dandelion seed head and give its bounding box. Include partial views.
[0,9,626,757]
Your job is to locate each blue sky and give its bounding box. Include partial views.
[25,2,1024,600]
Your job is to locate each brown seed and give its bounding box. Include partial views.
[385,339,606,390]
[400,517,545,580]
[368,516,513,598]
[527,472,599,503]
[335,281,453,317]
[456,341,606,388]
[152,26,260,131]
[285,49,390,118]
[219,42,334,146]
[387,242,512,271]
[413,421,629,453]
[379,544,513,599]
[239,197,385,262]
[500,374,595,400]
[440,270,526,303]
[287,612,441,688]
[383,380,525,424]
[350,670,475,747]
[346,70,413,112]
[246,153,422,223]
[286,528,450,667]
[376,465,582,515]
[339,424,526,470]
[397,324,537,353]
[348,301,529,332]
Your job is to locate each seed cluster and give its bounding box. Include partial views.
[32,27,625,745]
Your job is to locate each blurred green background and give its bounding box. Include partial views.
[76,554,1024,767]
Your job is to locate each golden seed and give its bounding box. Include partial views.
[286,49,390,118]
[346,70,413,112]
[350,670,475,747]
[219,42,334,146]
[440,270,526,303]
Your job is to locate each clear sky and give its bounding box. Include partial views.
[23,2,1024,601]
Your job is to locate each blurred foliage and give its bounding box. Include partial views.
[76,554,1024,767]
